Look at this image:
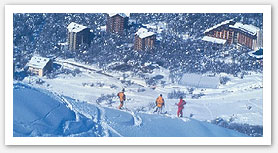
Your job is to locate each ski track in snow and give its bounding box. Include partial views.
[118,107,143,127]
[54,88,143,137]
[53,92,107,136]
[95,103,123,137]
[203,102,214,120]
[130,111,143,127]
[59,91,124,137]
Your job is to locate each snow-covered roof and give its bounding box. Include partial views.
[202,36,227,44]
[27,56,50,69]
[67,22,88,33]
[179,74,220,89]
[229,22,260,36]
[108,13,129,18]
[58,42,68,46]
[135,27,155,39]
[204,19,234,33]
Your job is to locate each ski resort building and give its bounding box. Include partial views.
[27,56,52,77]
[134,28,156,51]
[106,13,129,34]
[67,22,91,51]
[179,74,220,89]
[204,19,263,51]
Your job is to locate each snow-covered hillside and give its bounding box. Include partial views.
[18,58,263,137]
[13,83,247,137]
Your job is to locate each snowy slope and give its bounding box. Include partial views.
[103,108,247,137]
[13,83,102,137]
[19,58,262,136]
[13,83,247,137]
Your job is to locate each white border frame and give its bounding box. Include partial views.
[5,5,271,145]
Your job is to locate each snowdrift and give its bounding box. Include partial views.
[13,83,247,137]
[13,84,100,137]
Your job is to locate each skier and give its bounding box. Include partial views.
[154,94,165,114]
[117,88,126,109]
[176,96,186,117]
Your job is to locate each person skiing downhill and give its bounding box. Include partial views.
[154,94,165,114]
[176,96,186,117]
[117,89,126,109]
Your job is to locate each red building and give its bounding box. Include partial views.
[204,19,262,50]
[106,13,129,34]
[134,28,156,51]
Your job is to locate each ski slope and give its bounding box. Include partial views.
[18,58,263,136]
[13,83,247,137]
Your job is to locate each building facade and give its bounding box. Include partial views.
[106,13,129,34]
[27,56,53,77]
[134,28,156,51]
[67,22,91,51]
[204,19,263,51]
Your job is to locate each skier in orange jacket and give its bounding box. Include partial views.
[117,89,126,109]
[154,94,165,114]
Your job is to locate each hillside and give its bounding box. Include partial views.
[13,83,247,137]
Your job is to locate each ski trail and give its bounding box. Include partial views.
[55,91,124,137]
[120,106,143,127]
[61,95,123,137]
[95,104,124,137]
[53,93,109,137]
[203,102,214,120]
[248,99,263,115]
[130,111,142,126]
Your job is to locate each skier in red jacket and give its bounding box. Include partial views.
[176,96,186,117]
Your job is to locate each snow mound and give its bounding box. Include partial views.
[13,83,99,137]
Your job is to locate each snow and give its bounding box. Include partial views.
[22,59,263,127]
[142,22,166,40]
[13,83,99,137]
[67,22,88,33]
[13,83,247,137]
[135,27,155,39]
[103,108,247,137]
[204,19,234,33]
[129,19,137,24]
[58,42,68,46]
[27,56,50,69]
[17,58,263,137]
[202,36,227,44]
[229,22,260,36]
[179,73,220,89]
[108,13,129,18]
[99,25,106,31]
